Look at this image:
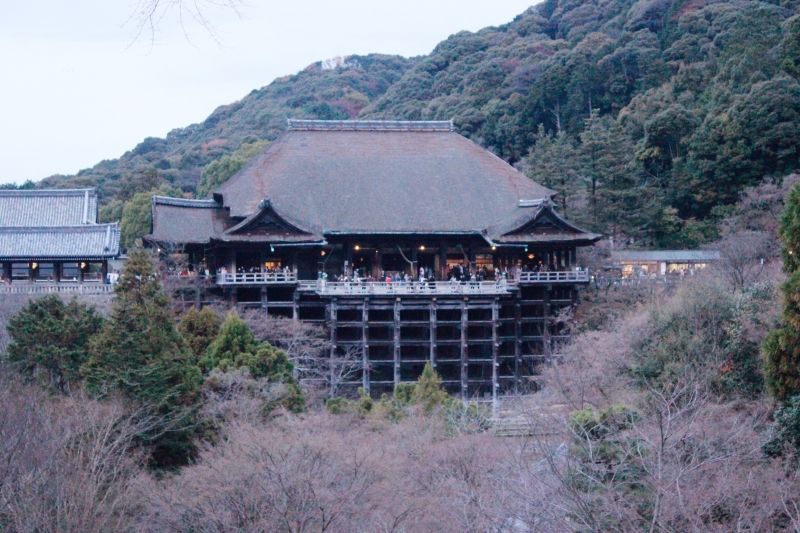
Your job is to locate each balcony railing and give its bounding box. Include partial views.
[0,283,114,295]
[517,270,590,284]
[216,272,298,285]
[297,280,517,296]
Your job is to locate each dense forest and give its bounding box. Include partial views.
[7,0,800,249]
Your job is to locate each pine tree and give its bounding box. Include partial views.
[411,362,449,413]
[7,295,103,393]
[523,124,583,218]
[764,182,800,402]
[83,248,202,466]
[580,111,659,243]
[179,307,222,360]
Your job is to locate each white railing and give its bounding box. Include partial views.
[0,283,114,295]
[216,272,298,285]
[298,280,517,296]
[517,270,590,283]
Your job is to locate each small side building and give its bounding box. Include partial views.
[0,189,121,287]
[610,250,720,278]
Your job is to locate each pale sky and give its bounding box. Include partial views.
[0,1,536,183]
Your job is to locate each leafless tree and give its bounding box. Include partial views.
[243,313,363,397]
[128,0,243,44]
[0,373,158,532]
[715,229,775,291]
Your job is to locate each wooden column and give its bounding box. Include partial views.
[543,285,552,358]
[393,298,401,386]
[329,298,338,396]
[2,262,10,282]
[514,296,522,394]
[362,298,370,394]
[292,290,300,320]
[439,242,448,280]
[260,286,268,311]
[429,299,437,368]
[492,297,500,411]
[460,298,469,400]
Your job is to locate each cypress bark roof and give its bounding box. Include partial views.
[0,188,98,226]
[149,120,599,246]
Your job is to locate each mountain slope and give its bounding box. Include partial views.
[27,0,800,247]
[38,54,416,200]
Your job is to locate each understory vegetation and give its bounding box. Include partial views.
[1,186,800,531]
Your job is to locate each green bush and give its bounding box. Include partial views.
[6,295,103,393]
[764,394,800,458]
[179,307,222,360]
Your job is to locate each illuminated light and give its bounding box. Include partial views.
[320,250,326,257]
[528,254,535,260]
[270,245,275,253]
[79,262,87,270]
[31,262,38,270]
[419,245,426,251]
[354,244,361,251]
[491,246,497,251]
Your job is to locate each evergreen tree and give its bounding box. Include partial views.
[411,362,449,414]
[764,182,800,402]
[580,112,659,243]
[179,307,222,361]
[6,295,103,393]
[523,124,582,217]
[83,248,202,466]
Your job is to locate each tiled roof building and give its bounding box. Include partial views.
[0,188,120,284]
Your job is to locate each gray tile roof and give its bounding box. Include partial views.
[610,250,721,262]
[0,224,120,260]
[0,189,98,226]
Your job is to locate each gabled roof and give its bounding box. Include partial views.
[489,200,601,245]
[0,224,120,261]
[148,196,231,245]
[215,119,556,234]
[0,188,98,226]
[610,250,720,262]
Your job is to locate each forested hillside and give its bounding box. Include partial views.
[33,54,415,200]
[18,0,800,247]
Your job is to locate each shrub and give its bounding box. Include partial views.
[178,307,222,360]
[6,295,102,393]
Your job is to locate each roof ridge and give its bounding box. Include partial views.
[153,196,219,208]
[0,223,118,232]
[0,188,97,196]
[287,119,454,132]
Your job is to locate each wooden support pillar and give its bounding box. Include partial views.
[362,298,370,394]
[570,247,577,267]
[514,296,522,394]
[292,290,300,320]
[543,285,552,358]
[439,242,448,280]
[2,262,10,282]
[329,298,338,397]
[393,298,401,387]
[460,298,468,400]
[228,287,237,307]
[492,297,500,412]
[260,286,268,311]
[429,299,437,368]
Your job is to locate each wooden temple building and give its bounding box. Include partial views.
[147,119,601,398]
[0,188,120,291]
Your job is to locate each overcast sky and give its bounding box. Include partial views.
[0,1,536,183]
